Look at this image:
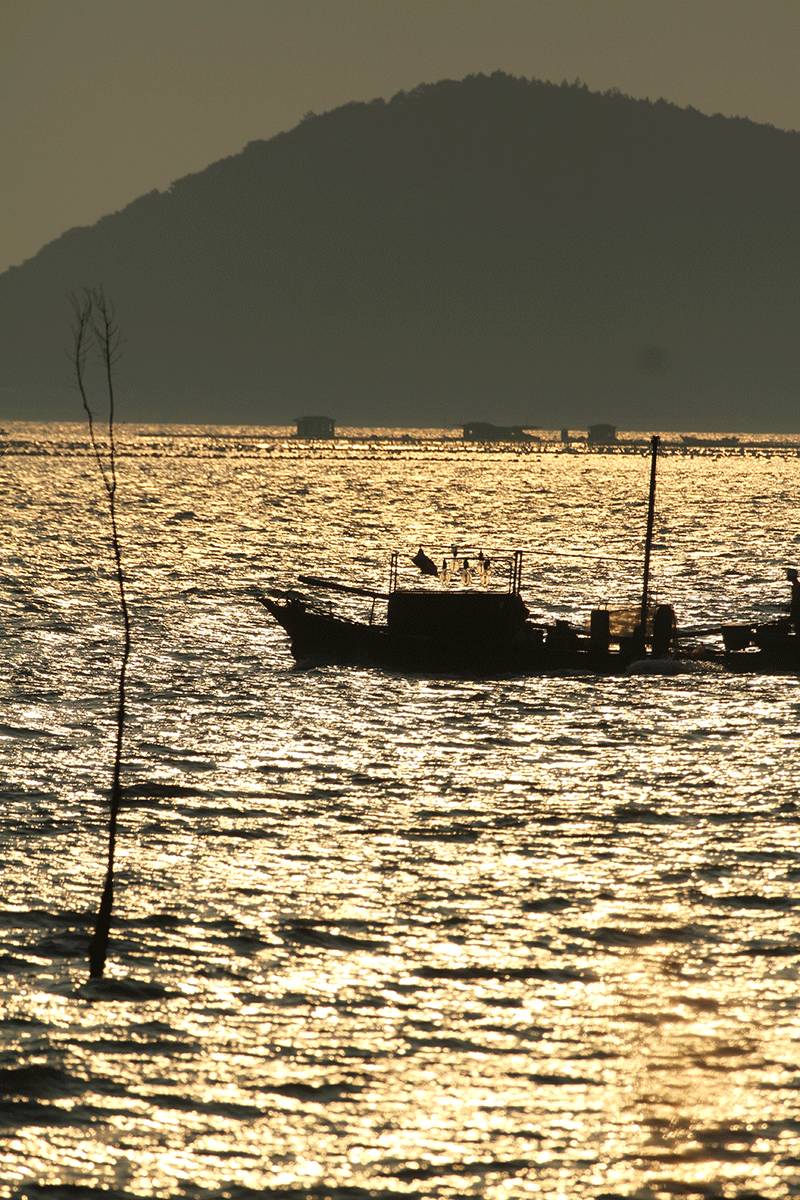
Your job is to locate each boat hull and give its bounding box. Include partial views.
[260,597,639,676]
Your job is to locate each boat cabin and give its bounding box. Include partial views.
[387,590,529,641]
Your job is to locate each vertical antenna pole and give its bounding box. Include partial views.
[640,435,660,641]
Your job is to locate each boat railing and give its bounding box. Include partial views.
[292,543,665,635]
[388,546,525,595]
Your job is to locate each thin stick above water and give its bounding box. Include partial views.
[70,287,130,981]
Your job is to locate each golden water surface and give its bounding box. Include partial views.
[1,424,799,1200]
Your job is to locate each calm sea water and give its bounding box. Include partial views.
[2,423,800,1200]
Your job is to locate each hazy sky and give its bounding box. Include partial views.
[4,0,800,274]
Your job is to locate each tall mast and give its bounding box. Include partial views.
[640,434,660,641]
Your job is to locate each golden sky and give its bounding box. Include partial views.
[4,0,800,273]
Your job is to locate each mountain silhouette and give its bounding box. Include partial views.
[2,72,800,429]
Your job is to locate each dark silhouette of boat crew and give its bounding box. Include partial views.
[411,547,439,576]
[788,568,800,633]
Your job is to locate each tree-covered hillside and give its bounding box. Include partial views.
[2,72,799,428]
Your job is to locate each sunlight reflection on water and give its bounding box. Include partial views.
[1,425,800,1198]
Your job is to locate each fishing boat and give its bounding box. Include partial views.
[259,437,680,675]
[674,569,800,673]
[715,595,800,672]
[259,569,676,675]
[259,430,800,676]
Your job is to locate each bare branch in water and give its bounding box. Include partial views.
[70,287,132,981]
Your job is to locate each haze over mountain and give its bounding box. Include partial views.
[2,72,799,430]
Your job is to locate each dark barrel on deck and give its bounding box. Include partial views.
[590,609,611,655]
